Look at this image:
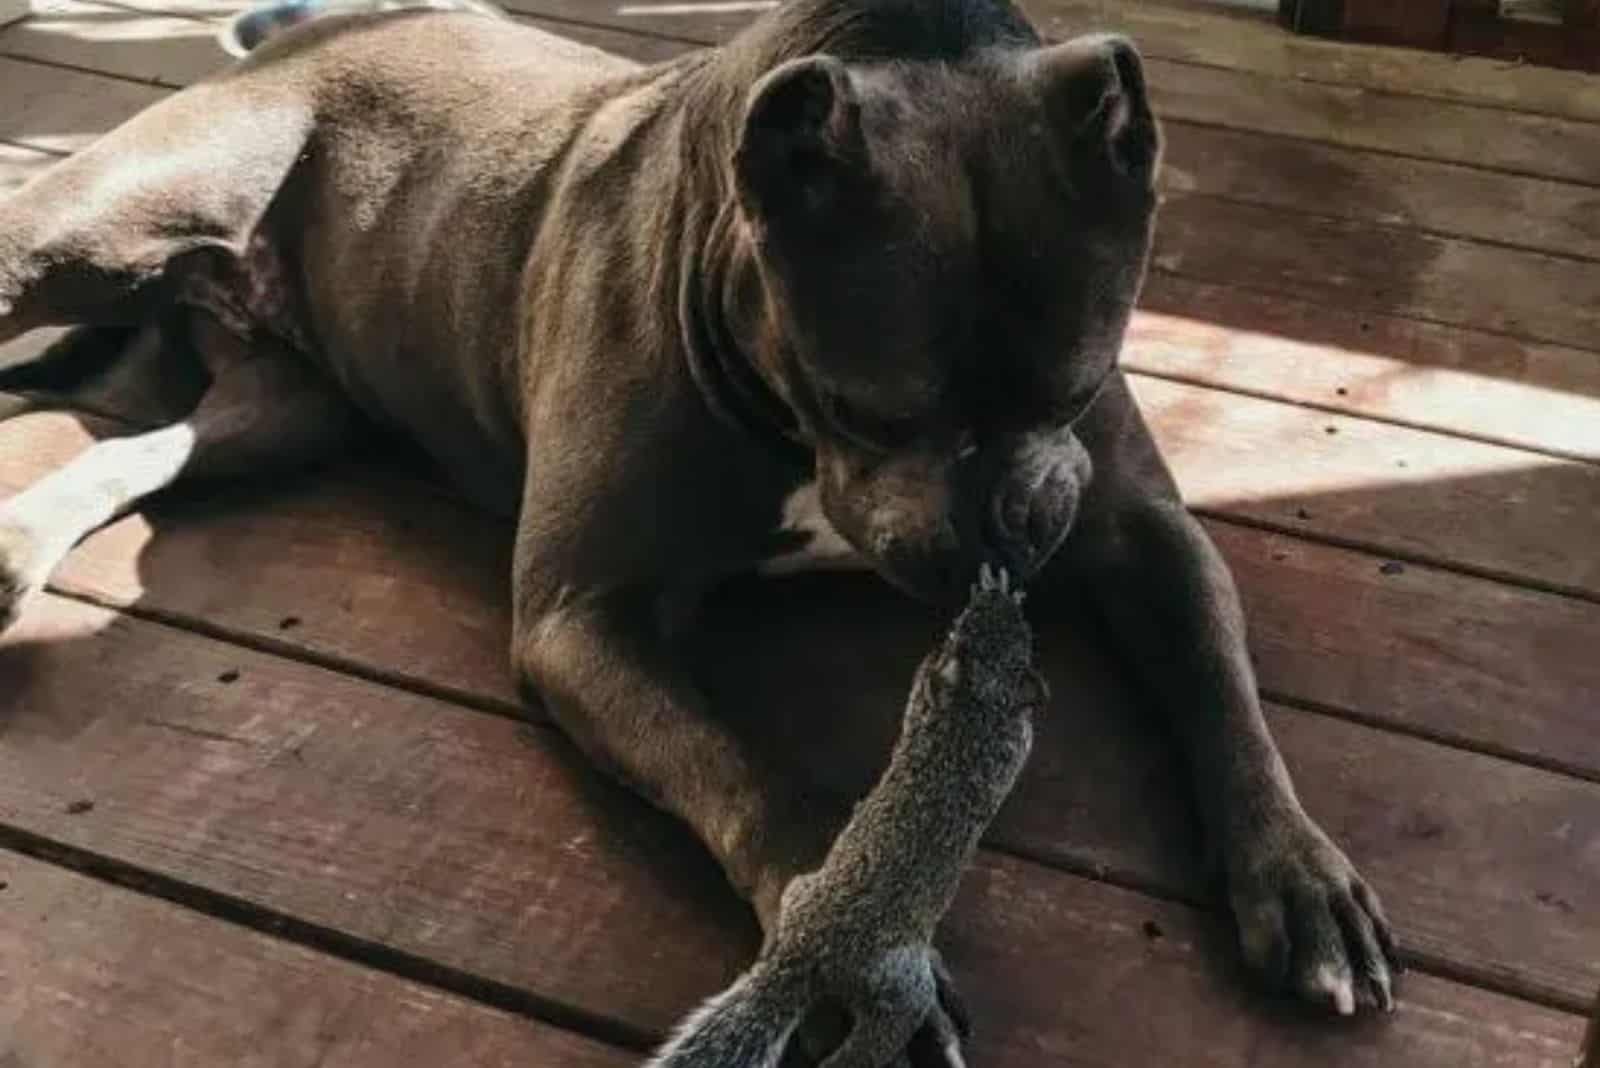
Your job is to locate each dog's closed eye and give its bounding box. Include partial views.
[819,388,923,450]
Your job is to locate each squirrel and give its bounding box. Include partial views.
[647,564,1048,1068]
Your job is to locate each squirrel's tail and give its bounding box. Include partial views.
[645,961,803,1068]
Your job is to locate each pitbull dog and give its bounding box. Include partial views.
[0,0,1399,1060]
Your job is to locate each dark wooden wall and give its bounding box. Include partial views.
[1280,0,1600,70]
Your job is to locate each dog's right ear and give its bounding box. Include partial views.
[1024,34,1161,191]
[734,55,867,223]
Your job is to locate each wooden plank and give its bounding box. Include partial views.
[0,140,58,194]
[0,56,164,154]
[948,854,1583,1068]
[1154,193,1600,352]
[1128,374,1600,599]
[3,403,1597,771]
[0,592,1590,1056]
[0,852,633,1068]
[0,412,518,707]
[0,594,754,1034]
[1129,274,1600,463]
[1159,122,1600,264]
[1208,521,1600,779]
[0,0,230,87]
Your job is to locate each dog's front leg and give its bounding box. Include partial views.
[513,589,819,923]
[1052,375,1400,1015]
[513,585,971,1066]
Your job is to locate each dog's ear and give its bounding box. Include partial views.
[1025,34,1160,188]
[734,55,867,221]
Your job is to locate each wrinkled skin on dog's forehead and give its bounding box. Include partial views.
[732,34,1161,599]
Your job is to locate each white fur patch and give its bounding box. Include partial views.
[759,480,866,576]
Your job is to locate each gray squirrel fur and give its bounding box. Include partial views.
[647,565,1047,1068]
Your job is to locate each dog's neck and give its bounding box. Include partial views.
[670,57,813,470]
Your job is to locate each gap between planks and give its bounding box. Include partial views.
[0,850,640,1068]
[0,827,662,1054]
[1127,361,1600,470]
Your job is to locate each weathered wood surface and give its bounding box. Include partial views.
[2,404,1596,775]
[1153,195,1600,353]
[1030,0,1600,117]
[1209,522,1600,779]
[696,572,1600,1011]
[1130,275,1600,464]
[0,56,164,155]
[1023,0,1600,121]
[2,2,1596,1064]
[1129,376,1600,599]
[7,566,1600,1016]
[1158,121,1600,263]
[0,851,633,1068]
[0,593,1590,1059]
[0,595,756,1035]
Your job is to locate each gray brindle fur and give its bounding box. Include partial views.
[0,0,1399,1062]
[650,566,1044,1068]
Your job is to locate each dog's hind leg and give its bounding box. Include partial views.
[0,322,210,429]
[0,80,313,349]
[0,315,356,632]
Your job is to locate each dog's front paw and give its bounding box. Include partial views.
[1228,814,1400,1015]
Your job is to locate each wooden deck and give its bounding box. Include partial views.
[2,1,1597,1064]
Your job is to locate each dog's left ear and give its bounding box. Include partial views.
[1024,34,1161,189]
[734,55,868,222]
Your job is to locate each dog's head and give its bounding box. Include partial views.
[729,34,1160,601]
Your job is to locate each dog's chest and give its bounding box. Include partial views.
[758,481,866,576]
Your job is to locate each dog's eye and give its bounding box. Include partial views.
[820,390,921,450]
